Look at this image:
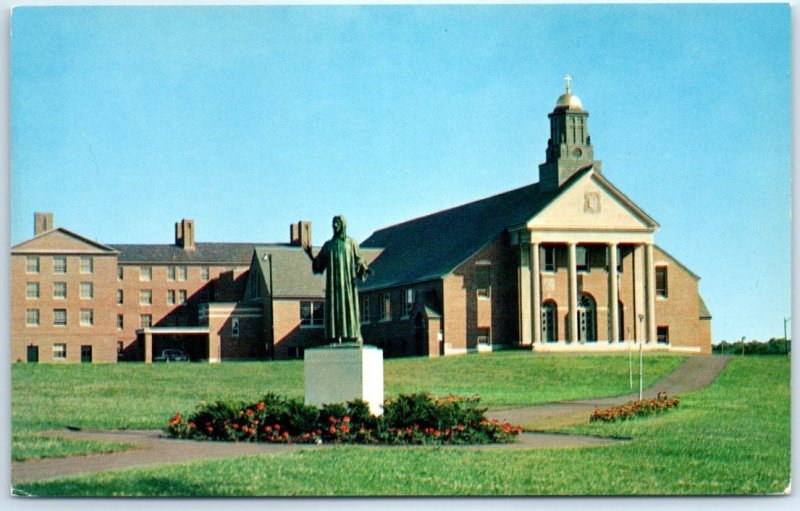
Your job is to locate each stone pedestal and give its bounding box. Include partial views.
[304,344,384,416]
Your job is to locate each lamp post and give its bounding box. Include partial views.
[638,313,644,400]
[741,335,746,356]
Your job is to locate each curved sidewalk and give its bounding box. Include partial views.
[12,355,731,486]
[487,354,732,429]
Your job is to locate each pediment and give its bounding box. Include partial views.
[11,228,118,254]
[527,171,657,231]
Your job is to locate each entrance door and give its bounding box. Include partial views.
[27,345,38,363]
[414,313,426,356]
[81,345,92,363]
[578,294,596,342]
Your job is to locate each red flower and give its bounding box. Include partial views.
[256,402,265,411]
[246,409,254,417]
[168,413,181,426]
[343,416,351,423]
[232,423,239,429]
[328,426,336,434]
[274,424,281,431]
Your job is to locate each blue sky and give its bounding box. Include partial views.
[9,4,791,343]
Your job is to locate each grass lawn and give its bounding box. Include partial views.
[11,352,684,461]
[12,356,790,496]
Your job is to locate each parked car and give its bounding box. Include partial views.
[154,349,189,362]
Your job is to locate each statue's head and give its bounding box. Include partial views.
[332,215,346,239]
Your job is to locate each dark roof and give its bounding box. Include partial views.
[253,245,383,298]
[360,179,565,290]
[110,242,282,264]
[254,246,325,298]
[698,297,712,319]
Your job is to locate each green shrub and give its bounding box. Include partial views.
[166,393,521,445]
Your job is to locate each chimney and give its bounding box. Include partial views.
[34,212,53,236]
[175,219,196,251]
[290,221,312,247]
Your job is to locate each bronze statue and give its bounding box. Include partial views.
[304,216,372,343]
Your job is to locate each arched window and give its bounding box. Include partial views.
[541,301,557,343]
[578,294,597,342]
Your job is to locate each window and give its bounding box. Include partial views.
[300,301,324,327]
[140,314,152,328]
[117,314,124,330]
[476,264,491,298]
[26,256,39,274]
[657,326,669,344]
[656,266,668,298]
[80,282,93,299]
[477,328,491,345]
[53,282,67,299]
[139,266,151,281]
[167,266,176,281]
[140,290,152,305]
[177,266,187,281]
[53,256,67,274]
[178,290,187,304]
[380,292,391,321]
[53,343,66,360]
[201,267,210,281]
[542,301,557,343]
[80,309,94,326]
[167,290,176,305]
[117,341,124,353]
[53,309,67,326]
[543,246,557,272]
[616,246,624,273]
[26,282,39,299]
[26,309,40,327]
[360,295,371,323]
[403,288,415,318]
[80,256,93,274]
[576,246,588,272]
[118,266,124,280]
[231,318,240,338]
[117,290,124,305]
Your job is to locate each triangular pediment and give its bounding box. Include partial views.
[527,171,658,231]
[11,228,119,254]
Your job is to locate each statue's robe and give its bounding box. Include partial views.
[311,235,366,341]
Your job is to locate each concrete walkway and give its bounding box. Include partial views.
[488,355,732,429]
[12,355,731,486]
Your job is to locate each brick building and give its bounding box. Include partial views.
[10,84,711,362]
[358,84,712,356]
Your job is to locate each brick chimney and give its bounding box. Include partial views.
[290,221,312,247]
[175,219,196,251]
[34,212,53,236]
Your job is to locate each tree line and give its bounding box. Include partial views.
[713,338,790,355]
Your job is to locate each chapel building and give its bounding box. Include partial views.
[10,84,712,363]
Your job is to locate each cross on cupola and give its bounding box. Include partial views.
[538,75,602,190]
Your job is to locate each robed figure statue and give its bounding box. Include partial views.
[304,216,372,343]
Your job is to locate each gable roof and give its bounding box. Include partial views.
[110,242,273,264]
[11,228,120,254]
[360,178,563,291]
[252,245,384,298]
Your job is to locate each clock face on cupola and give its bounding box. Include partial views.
[538,75,601,191]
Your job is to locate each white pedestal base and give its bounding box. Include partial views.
[304,344,384,416]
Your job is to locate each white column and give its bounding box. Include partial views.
[531,242,542,345]
[608,243,619,343]
[645,243,657,344]
[633,243,645,343]
[518,244,532,345]
[568,242,578,343]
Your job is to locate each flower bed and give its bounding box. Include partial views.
[166,393,522,445]
[590,392,680,423]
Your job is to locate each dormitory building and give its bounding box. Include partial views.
[11,86,712,363]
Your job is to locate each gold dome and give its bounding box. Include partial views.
[555,92,583,110]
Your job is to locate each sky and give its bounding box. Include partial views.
[8,3,791,344]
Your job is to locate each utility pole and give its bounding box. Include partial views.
[629,342,633,390]
[784,317,791,355]
[741,335,746,356]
